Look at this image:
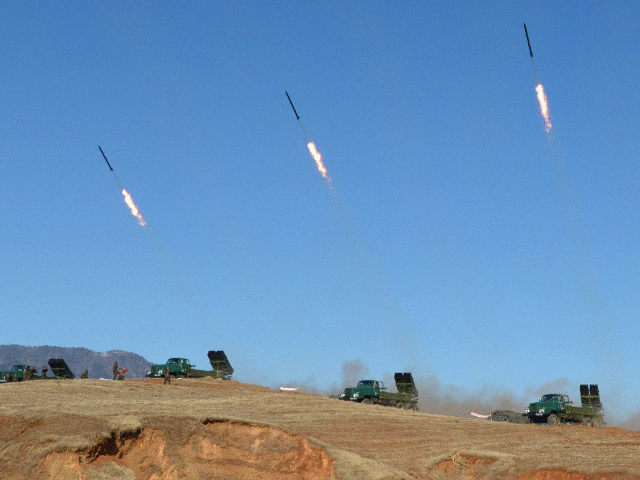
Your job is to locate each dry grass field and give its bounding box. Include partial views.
[1,378,639,479]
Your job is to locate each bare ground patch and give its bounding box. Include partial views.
[33,419,334,480]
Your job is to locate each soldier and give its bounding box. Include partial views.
[113,361,118,381]
[30,366,37,379]
[41,365,48,378]
[164,366,171,385]
[117,369,126,381]
[4,372,9,383]
[23,365,30,381]
[80,370,89,379]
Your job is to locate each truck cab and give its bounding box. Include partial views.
[528,393,572,424]
[340,380,386,403]
[338,373,419,410]
[146,358,193,378]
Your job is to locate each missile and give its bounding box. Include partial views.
[285,91,300,120]
[523,22,533,58]
[98,145,114,172]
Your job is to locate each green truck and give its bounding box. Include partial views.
[0,365,35,382]
[527,384,605,427]
[339,372,419,411]
[146,358,193,378]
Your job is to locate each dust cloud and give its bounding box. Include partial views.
[284,361,639,429]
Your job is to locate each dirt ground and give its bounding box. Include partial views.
[1,378,639,479]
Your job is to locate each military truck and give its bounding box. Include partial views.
[340,372,419,411]
[527,384,605,427]
[48,359,75,379]
[146,358,193,378]
[0,364,35,382]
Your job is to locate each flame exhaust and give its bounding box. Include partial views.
[121,188,147,226]
[535,83,552,133]
[307,142,328,179]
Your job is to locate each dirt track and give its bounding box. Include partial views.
[1,378,639,479]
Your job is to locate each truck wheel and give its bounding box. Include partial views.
[547,414,560,425]
[583,419,593,427]
[361,398,373,405]
[593,416,606,428]
[396,402,404,409]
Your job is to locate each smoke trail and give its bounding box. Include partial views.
[97,146,218,358]
[526,55,631,419]
[286,95,420,367]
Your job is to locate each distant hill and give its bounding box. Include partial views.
[0,345,151,379]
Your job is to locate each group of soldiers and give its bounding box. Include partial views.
[23,366,37,380]
[112,362,127,381]
[2,365,45,382]
[2,363,129,382]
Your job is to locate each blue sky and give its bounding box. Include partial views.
[2,2,639,424]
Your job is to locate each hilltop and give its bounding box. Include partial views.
[1,377,639,479]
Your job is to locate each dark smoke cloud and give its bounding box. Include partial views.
[341,358,370,388]
[281,359,372,397]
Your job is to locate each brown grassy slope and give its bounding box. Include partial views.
[1,378,639,480]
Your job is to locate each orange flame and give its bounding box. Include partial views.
[122,189,147,226]
[307,142,328,179]
[535,83,552,133]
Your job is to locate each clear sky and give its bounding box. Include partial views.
[2,2,639,425]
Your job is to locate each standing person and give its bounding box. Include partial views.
[23,365,30,381]
[3,373,9,383]
[112,361,118,380]
[164,366,171,385]
[41,365,48,378]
